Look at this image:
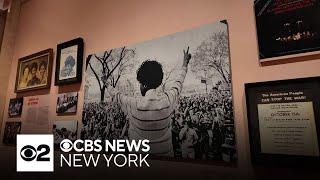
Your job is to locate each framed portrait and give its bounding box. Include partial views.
[14,49,53,93]
[56,92,78,114]
[55,38,84,85]
[2,122,21,145]
[8,97,23,117]
[245,77,320,166]
[255,0,320,65]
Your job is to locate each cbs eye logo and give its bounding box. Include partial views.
[60,139,73,152]
[20,144,50,161]
[17,134,54,172]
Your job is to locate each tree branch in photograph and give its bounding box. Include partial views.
[191,31,230,85]
[89,47,136,102]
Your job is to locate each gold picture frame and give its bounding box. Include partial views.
[15,49,53,93]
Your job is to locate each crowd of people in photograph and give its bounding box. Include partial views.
[81,101,128,141]
[56,94,78,113]
[82,82,235,162]
[171,85,236,161]
[8,100,23,116]
[53,124,77,144]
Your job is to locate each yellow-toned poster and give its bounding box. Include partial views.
[258,101,319,156]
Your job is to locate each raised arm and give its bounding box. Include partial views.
[108,86,135,115]
[165,46,192,104]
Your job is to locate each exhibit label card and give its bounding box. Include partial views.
[21,95,51,134]
[258,101,319,156]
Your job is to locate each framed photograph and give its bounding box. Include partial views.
[8,97,23,117]
[245,77,320,166]
[14,49,53,93]
[255,0,320,64]
[56,92,78,114]
[2,122,21,145]
[55,38,84,85]
[53,120,78,145]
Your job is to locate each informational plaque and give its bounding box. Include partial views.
[21,95,51,134]
[245,77,320,165]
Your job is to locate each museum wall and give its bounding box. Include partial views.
[0,0,21,132]
[2,0,320,178]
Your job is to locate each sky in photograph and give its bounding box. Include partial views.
[86,21,229,101]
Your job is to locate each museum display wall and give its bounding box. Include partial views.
[1,0,320,178]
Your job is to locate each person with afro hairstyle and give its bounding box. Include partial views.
[27,62,41,86]
[109,47,192,156]
[60,55,76,78]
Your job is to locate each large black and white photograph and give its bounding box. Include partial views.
[2,122,21,145]
[82,20,236,163]
[53,120,78,145]
[255,0,320,60]
[8,97,23,117]
[56,92,78,114]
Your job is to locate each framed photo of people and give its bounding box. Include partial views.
[254,0,320,64]
[15,49,53,93]
[8,97,23,117]
[55,38,84,85]
[245,77,320,166]
[82,20,236,164]
[56,92,78,114]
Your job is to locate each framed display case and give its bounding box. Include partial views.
[245,77,320,165]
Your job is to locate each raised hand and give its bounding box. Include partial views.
[183,46,192,67]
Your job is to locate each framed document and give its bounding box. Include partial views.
[245,77,320,165]
[254,0,320,64]
[55,38,84,85]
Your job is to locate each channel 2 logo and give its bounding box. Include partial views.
[17,134,54,172]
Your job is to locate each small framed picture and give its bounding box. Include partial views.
[254,0,320,65]
[55,38,84,85]
[15,49,53,92]
[3,122,22,145]
[8,97,23,117]
[56,92,78,114]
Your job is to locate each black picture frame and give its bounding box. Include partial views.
[56,92,78,114]
[2,121,22,145]
[245,77,320,166]
[254,0,320,64]
[55,38,84,85]
[8,97,24,117]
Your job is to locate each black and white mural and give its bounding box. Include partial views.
[81,20,236,163]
